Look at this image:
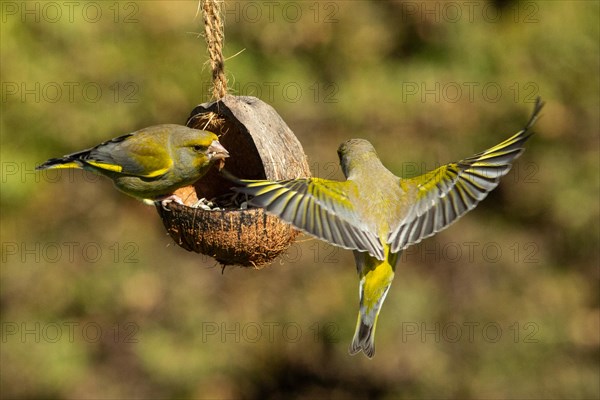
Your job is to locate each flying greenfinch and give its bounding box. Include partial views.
[228,99,544,358]
[37,124,229,206]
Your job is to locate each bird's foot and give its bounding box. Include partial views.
[155,194,184,211]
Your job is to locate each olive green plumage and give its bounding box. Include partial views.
[37,124,229,203]
[230,99,544,358]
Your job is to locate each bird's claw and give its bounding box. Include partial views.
[155,195,184,211]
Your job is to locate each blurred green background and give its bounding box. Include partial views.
[1,1,598,398]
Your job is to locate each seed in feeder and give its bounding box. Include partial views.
[192,198,205,208]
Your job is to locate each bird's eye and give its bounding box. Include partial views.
[192,145,205,152]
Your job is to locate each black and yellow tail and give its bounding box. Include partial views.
[348,282,391,359]
[36,153,88,170]
[37,133,132,172]
[349,316,378,358]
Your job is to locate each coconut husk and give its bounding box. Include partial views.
[156,95,310,268]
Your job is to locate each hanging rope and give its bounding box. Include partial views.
[201,0,227,99]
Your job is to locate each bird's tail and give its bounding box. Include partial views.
[36,151,89,170]
[349,249,397,359]
[348,281,392,359]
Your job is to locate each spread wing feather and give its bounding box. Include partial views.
[232,178,385,260]
[388,98,544,253]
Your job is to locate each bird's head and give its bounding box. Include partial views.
[173,129,229,175]
[337,139,379,178]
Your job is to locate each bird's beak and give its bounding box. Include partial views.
[208,140,229,161]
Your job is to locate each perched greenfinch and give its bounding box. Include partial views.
[229,99,544,358]
[37,124,229,206]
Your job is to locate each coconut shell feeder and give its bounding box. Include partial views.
[156,1,310,268]
[156,95,310,267]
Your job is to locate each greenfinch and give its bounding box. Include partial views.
[228,99,544,358]
[37,124,229,206]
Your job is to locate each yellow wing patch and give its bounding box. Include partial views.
[136,164,171,178]
[43,162,82,170]
[233,178,385,260]
[86,160,171,177]
[388,98,544,253]
[85,160,123,173]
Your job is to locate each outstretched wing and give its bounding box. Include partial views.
[231,177,385,260]
[388,98,544,253]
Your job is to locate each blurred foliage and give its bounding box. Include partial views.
[1,1,598,399]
